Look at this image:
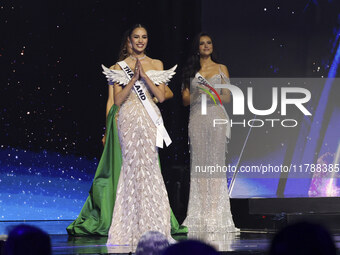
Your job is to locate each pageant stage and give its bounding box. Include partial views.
[0,221,282,254]
[2,197,340,254]
[2,1,340,253]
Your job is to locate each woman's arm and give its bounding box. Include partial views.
[106,82,114,117]
[113,62,139,106]
[213,64,231,103]
[153,85,173,103]
[139,59,165,103]
[182,87,190,106]
[165,86,174,100]
[102,67,116,146]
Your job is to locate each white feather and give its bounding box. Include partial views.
[101,64,129,85]
[146,65,177,85]
[101,64,177,86]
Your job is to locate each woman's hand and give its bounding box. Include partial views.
[133,59,140,81]
[137,59,147,79]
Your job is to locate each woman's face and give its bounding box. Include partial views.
[128,27,148,54]
[198,35,213,57]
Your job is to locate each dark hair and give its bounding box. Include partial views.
[182,32,219,90]
[163,240,218,255]
[117,30,130,61]
[135,231,169,255]
[5,224,51,255]
[128,23,148,38]
[269,221,336,255]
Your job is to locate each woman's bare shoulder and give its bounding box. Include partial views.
[150,58,164,70]
[109,63,123,71]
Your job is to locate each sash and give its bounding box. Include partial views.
[117,61,172,148]
[195,72,231,140]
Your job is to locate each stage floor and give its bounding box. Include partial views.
[48,232,340,254]
[1,221,340,254]
[52,231,273,254]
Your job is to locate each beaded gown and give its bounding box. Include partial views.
[103,65,176,247]
[183,69,238,237]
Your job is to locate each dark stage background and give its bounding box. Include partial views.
[1,0,201,163]
[1,0,340,222]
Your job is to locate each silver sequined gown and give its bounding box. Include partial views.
[107,76,172,247]
[183,71,238,236]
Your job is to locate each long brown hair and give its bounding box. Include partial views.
[117,30,130,61]
[182,32,219,89]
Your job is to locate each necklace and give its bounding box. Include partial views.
[129,55,146,60]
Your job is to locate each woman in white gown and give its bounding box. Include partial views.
[102,24,177,247]
[182,32,238,237]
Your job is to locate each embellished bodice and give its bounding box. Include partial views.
[190,72,230,107]
[189,71,231,140]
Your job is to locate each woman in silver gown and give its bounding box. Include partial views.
[182,32,238,237]
[103,24,177,247]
